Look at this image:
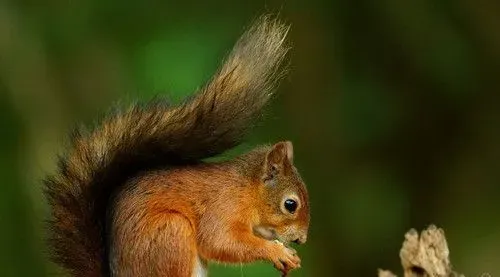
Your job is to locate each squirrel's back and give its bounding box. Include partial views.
[44,16,289,277]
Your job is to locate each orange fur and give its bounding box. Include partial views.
[111,154,308,276]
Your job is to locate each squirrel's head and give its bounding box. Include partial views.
[252,141,310,245]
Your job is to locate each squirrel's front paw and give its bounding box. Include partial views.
[268,241,301,275]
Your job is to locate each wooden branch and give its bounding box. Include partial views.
[378,225,464,277]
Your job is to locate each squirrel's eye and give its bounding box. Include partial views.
[284,199,298,214]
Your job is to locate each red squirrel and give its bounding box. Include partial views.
[44,15,310,277]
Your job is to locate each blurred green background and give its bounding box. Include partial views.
[1,0,499,276]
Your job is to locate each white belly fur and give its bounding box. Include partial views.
[192,256,207,277]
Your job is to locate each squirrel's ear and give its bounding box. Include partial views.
[263,141,294,182]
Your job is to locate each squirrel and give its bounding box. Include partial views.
[44,15,310,277]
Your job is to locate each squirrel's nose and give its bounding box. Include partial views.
[293,234,307,245]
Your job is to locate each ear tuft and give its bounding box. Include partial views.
[283,140,294,162]
[268,141,293,164]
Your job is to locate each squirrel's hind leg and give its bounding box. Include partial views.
[149,212,200,277]
[111,212,200,277]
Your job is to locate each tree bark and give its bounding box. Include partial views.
[378,225,464,277]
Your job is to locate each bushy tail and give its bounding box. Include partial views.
[44,15,289,277]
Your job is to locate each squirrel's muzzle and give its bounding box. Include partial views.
[293,234,307,245]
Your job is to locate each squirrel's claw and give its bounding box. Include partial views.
[270,242,301,275]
